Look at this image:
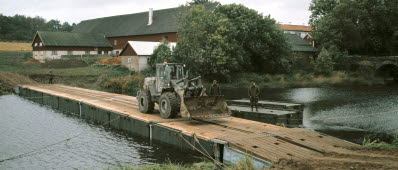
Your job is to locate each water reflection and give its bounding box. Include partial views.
[0,95,202,169]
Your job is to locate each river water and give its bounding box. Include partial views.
[224,85,398,143]
[1,86,398,169]
[0,95,202,169]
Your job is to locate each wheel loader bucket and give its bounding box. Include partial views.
[180,96,231,119]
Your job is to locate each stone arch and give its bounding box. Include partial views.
[375,62,398,79]
[375,61,398,71]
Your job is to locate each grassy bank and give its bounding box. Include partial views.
[363,134,398,149]
[115,156,257,170]
[222,71,384,88]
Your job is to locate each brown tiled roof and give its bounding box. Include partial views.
[277,24,313,32]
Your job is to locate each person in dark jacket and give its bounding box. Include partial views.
[48,71,54,84]
[209,80,221,96]
[248,82,260,111]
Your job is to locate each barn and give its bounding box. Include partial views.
[32,31,112,63]
[31,3,219,62]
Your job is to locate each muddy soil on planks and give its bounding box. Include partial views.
[272,148,398,169]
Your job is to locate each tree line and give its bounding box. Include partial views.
[0,14,75,42]
[310,0,398,56]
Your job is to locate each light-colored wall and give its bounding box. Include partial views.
[121,55,150,72]
[33,50,98,63]
[113,49,123,56]
[285,31,310,38]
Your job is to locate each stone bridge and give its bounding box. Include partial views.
[346,56,398,79]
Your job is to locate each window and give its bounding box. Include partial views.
[104,51,108,54]
[67,51,73,55]
[128,58,131,64]
[51,51,57,55]
[163,35,169,40]
[147,57,150,63]
[98,51,101,55]
[116,51,120,56]
[85,51,90,55]
[114,40,117,45]
[34,43,38,47]
[39,43,43,46]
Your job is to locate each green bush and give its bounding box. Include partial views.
[150,40,175,69]
[284,53,314,74]
[314,47,334,75]
[102,74,145,95]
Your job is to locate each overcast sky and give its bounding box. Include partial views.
[0,0,312,25]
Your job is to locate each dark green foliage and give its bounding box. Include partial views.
[310,0,398,55]
[174,4,290,81]
[188,0,214,5]
[0,14,75,42]
[314,47,334,75]
[150,40,174,69]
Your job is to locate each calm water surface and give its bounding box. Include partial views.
[0,95,202,169]
[223,85,398,143]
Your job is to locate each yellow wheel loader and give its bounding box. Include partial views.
[137,63,231,119]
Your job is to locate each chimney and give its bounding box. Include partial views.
[148,8,153,25]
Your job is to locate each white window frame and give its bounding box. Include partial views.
[114,40,117,45]
[34,43,38,47]
[39,43,43,47]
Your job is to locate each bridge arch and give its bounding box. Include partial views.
[375,61,398,79]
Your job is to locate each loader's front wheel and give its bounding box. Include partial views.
[159,92,179,119]
[138,91,154,113]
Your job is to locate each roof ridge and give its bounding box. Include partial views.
[79,2,219,23]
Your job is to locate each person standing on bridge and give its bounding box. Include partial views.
[248,82,260,111]
[209,80,221,96]
[48,71,55,84]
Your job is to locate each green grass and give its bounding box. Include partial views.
[112,156,258,170]
[363,134,398,149]
[0,51,32,65]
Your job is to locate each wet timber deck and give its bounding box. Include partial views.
[18,84,398,168]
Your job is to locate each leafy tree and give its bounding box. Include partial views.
[188,0,214,5]
[175,4,289,81]
[310,0,398,55]
[42,19,62,31]
[60,22,73,32]
[150,40,174,69]
[0,14,75,42]
[314,47,334,75]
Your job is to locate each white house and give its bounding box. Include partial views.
[119,41,176,72]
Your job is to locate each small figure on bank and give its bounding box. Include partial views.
[48,71,55,84]
[209,80,221,96]
[248,82,260,111]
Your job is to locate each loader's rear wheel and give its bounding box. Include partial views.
[159,92,179,118]
[138,91,154,113]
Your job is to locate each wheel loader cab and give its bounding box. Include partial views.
[155,63,184,93]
